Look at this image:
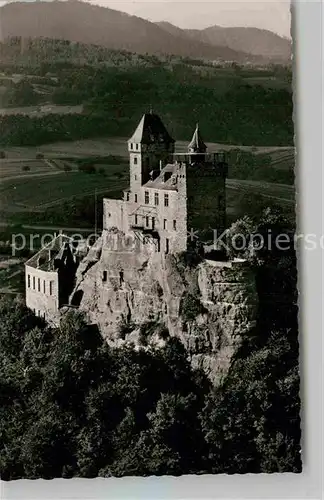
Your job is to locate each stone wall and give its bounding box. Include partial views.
[25,265,60,324]
[103,199,130,233]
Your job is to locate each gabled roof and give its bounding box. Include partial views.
[128,113,175,145]
[25,234,84,271]
[188,123,207,153]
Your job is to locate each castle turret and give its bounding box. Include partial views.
[128,112,175,196]
[188,123,207,164]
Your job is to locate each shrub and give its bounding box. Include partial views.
[138,320,166,346]
[78,163,96,174]
[117,317,136,340]
[179,292,207,322]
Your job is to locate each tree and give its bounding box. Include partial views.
[225,215,256,261]
[200,329,301,474]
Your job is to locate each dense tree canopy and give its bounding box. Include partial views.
[0,208,301,479]
[0,65,293,147]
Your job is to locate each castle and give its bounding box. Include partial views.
[25,113,228,323]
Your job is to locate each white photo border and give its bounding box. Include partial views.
[1,0,323,499]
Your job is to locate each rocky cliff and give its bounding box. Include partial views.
[69,230,258,385]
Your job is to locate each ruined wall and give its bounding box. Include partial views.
[69,231,258,385]
[103,199,130,232]
[25,265,60,324]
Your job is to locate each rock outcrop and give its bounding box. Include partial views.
[70,230,258,385]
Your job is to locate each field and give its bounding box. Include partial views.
[256,148,295,170]
[0,136,296,234]
[1,137,294,160]
[0,105,83,117]
[0,168,128,213]
[0,255,25,295]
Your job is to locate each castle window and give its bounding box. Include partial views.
[152,217,155,230]
[145,216,149,227]
[134,157,138,165]
[43,280,46,294]
[49,281,54,296]
[38,278,41,292]
[154,192,159,206]
[136,144,139,150]
[173,220,177,231]
[126,192,130,201]
[135,194,138,203]
[134,175,137,181]
[164,193,169,207]
[145,191,149,204]
[33,276,35,290]
[165,238,169,254]
[27,274,30,288]
[135,215,138,225]
[103,271,107,282]
[163,219,167,230]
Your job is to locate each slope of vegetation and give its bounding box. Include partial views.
[0,66,293,147]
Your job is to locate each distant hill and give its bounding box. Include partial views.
[0,1,276,64]
[157,22,291,63]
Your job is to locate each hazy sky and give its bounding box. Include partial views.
[90,0,291,37]
[0,0,292,38]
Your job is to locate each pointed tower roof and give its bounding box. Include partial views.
[128,113,175,145]
[188,123,207,153]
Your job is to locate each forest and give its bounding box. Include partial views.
[0,64,293,147]
[0,208,301,479]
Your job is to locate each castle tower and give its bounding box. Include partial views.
[186,124,228,242]
[188,123,207,164]
[127,112,175,197]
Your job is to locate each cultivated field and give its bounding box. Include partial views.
[0,158,61,180]
[0,170,128,214]
[0,255,25,295]
[0,136,296,228]
[0,104,83,117]
[256,148,295,171]
[1,137,295,161]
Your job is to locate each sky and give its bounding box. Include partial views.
[0,0,292,38]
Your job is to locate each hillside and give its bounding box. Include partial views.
[0,1,269,64]
[157,22,291,63]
